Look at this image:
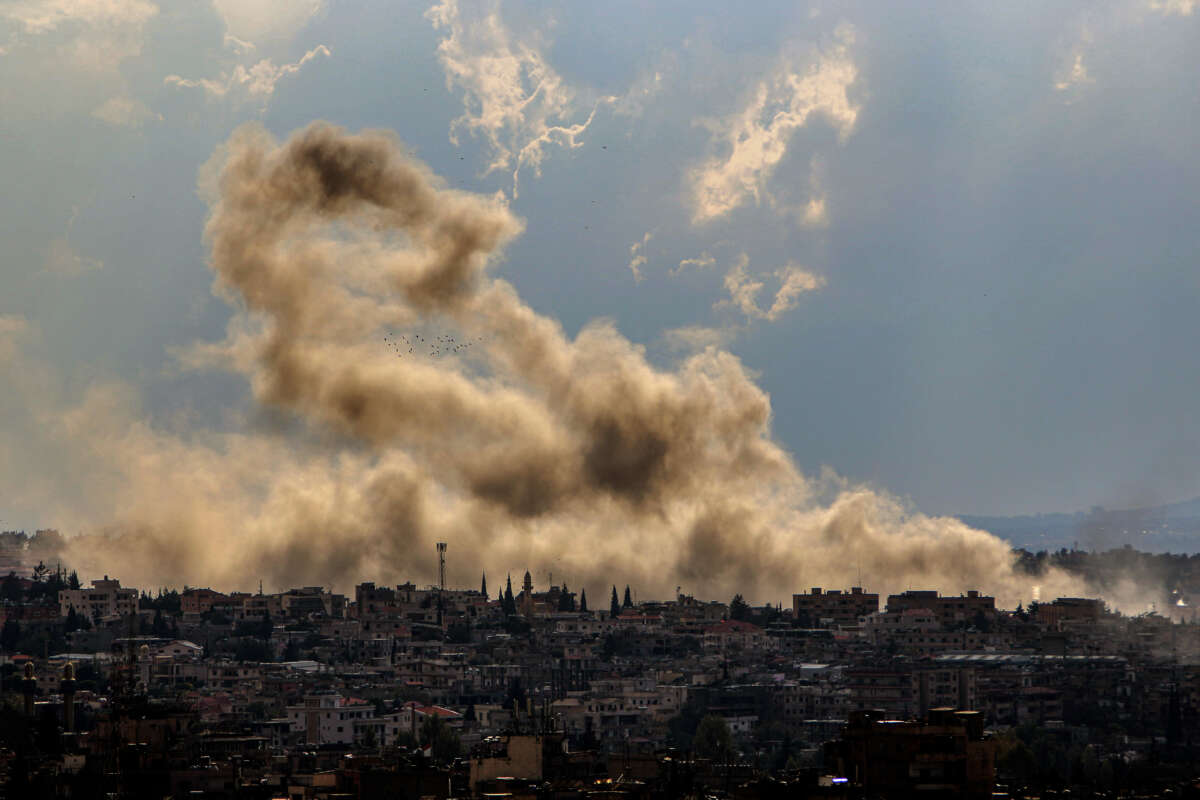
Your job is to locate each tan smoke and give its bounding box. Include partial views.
[62,121,1090,607]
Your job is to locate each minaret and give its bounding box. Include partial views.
[62,662,77,733]
[21,661,37,718]
[522,571,534,616]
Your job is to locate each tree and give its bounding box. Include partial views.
[1,619,21,652]
[65,606,80,633]
[579,588,588,613]
[152,609,170,637]
[692,714,733,760]
[623,585,633,609]
[31,561,48,583]
[420,714,462,763]
[610,586,620,619]
[259,610,274,640]
[284,638,302,661]
[1,572,21,603]
[68,570,80,590]
[729,594,750,622]
[481,573,488,600]
[558,584,574,612]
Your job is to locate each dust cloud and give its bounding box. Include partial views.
[61,122,1090,608]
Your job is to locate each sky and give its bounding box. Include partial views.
[0,1,1198,597]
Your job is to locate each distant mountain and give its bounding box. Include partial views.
[958,497,1200,553]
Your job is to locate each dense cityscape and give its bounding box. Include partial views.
[2,532,1200,799]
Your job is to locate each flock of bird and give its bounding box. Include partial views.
[383,332,484,359]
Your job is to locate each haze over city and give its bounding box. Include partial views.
[3,0,1200,610]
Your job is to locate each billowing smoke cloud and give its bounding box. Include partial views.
[61,121,1090,607]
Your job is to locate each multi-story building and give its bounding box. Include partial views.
[824,708,996,799]
[792,587,879,628]
[885,589,995,628]
[58,576,137,621]
[181,588,228,616]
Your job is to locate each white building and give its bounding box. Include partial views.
[287,694,376,746]
[58,577,138,621]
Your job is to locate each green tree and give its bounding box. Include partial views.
[420,714,462,762]
[65,606,80,633]
[578,588,588,613]
[1,618,21,651]
[68,570,80,590]
[692,714,733,760]
[259,610,274,640]
[610,586,620,619]
[729,594,750,621]
[558,584,575,612]
[1,572,21,602]
[623,585,633,609]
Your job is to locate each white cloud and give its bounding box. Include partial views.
[662,324,735,353]
[44,238,102,276]
[0,0,156,34]
[165,45,330,106]
[1054,27,1094,95]
[210,0,323,46]
[718,255,824,321]
[1149,0,1196,15]
[628,231,652,282]
[801,194,828,226]
[692,25,859,223]
[41,206,102,277]
[0,315,29,362]
[672,252,716,276]
[0,0,158,71]
[91,94,160,127]
[426,0,608,197]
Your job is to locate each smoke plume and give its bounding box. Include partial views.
[62,122,1089,607]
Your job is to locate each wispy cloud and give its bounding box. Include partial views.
[0,0,156,34]
[1148,0,1196,15]
[662,324,736,353]
[165,45,330,106]
[0,0,158,71]
[210,0,324,45]
[628,231,653,282]
[44,239,102,276]
[426,0,608,198]
[718,255,824,321]
[672,252,716,277]
[692,25,859,223]
[0,314,29,362]
[92,94,160,127]
[42,206,102,277]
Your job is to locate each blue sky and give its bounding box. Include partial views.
[1,0,1199,597]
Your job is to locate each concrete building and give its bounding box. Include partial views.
[792,587,879,628]
[58,577,137,621]
[825,708,995,799]
[885,589,995,628]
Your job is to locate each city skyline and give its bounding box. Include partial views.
[3,2,1200,610]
